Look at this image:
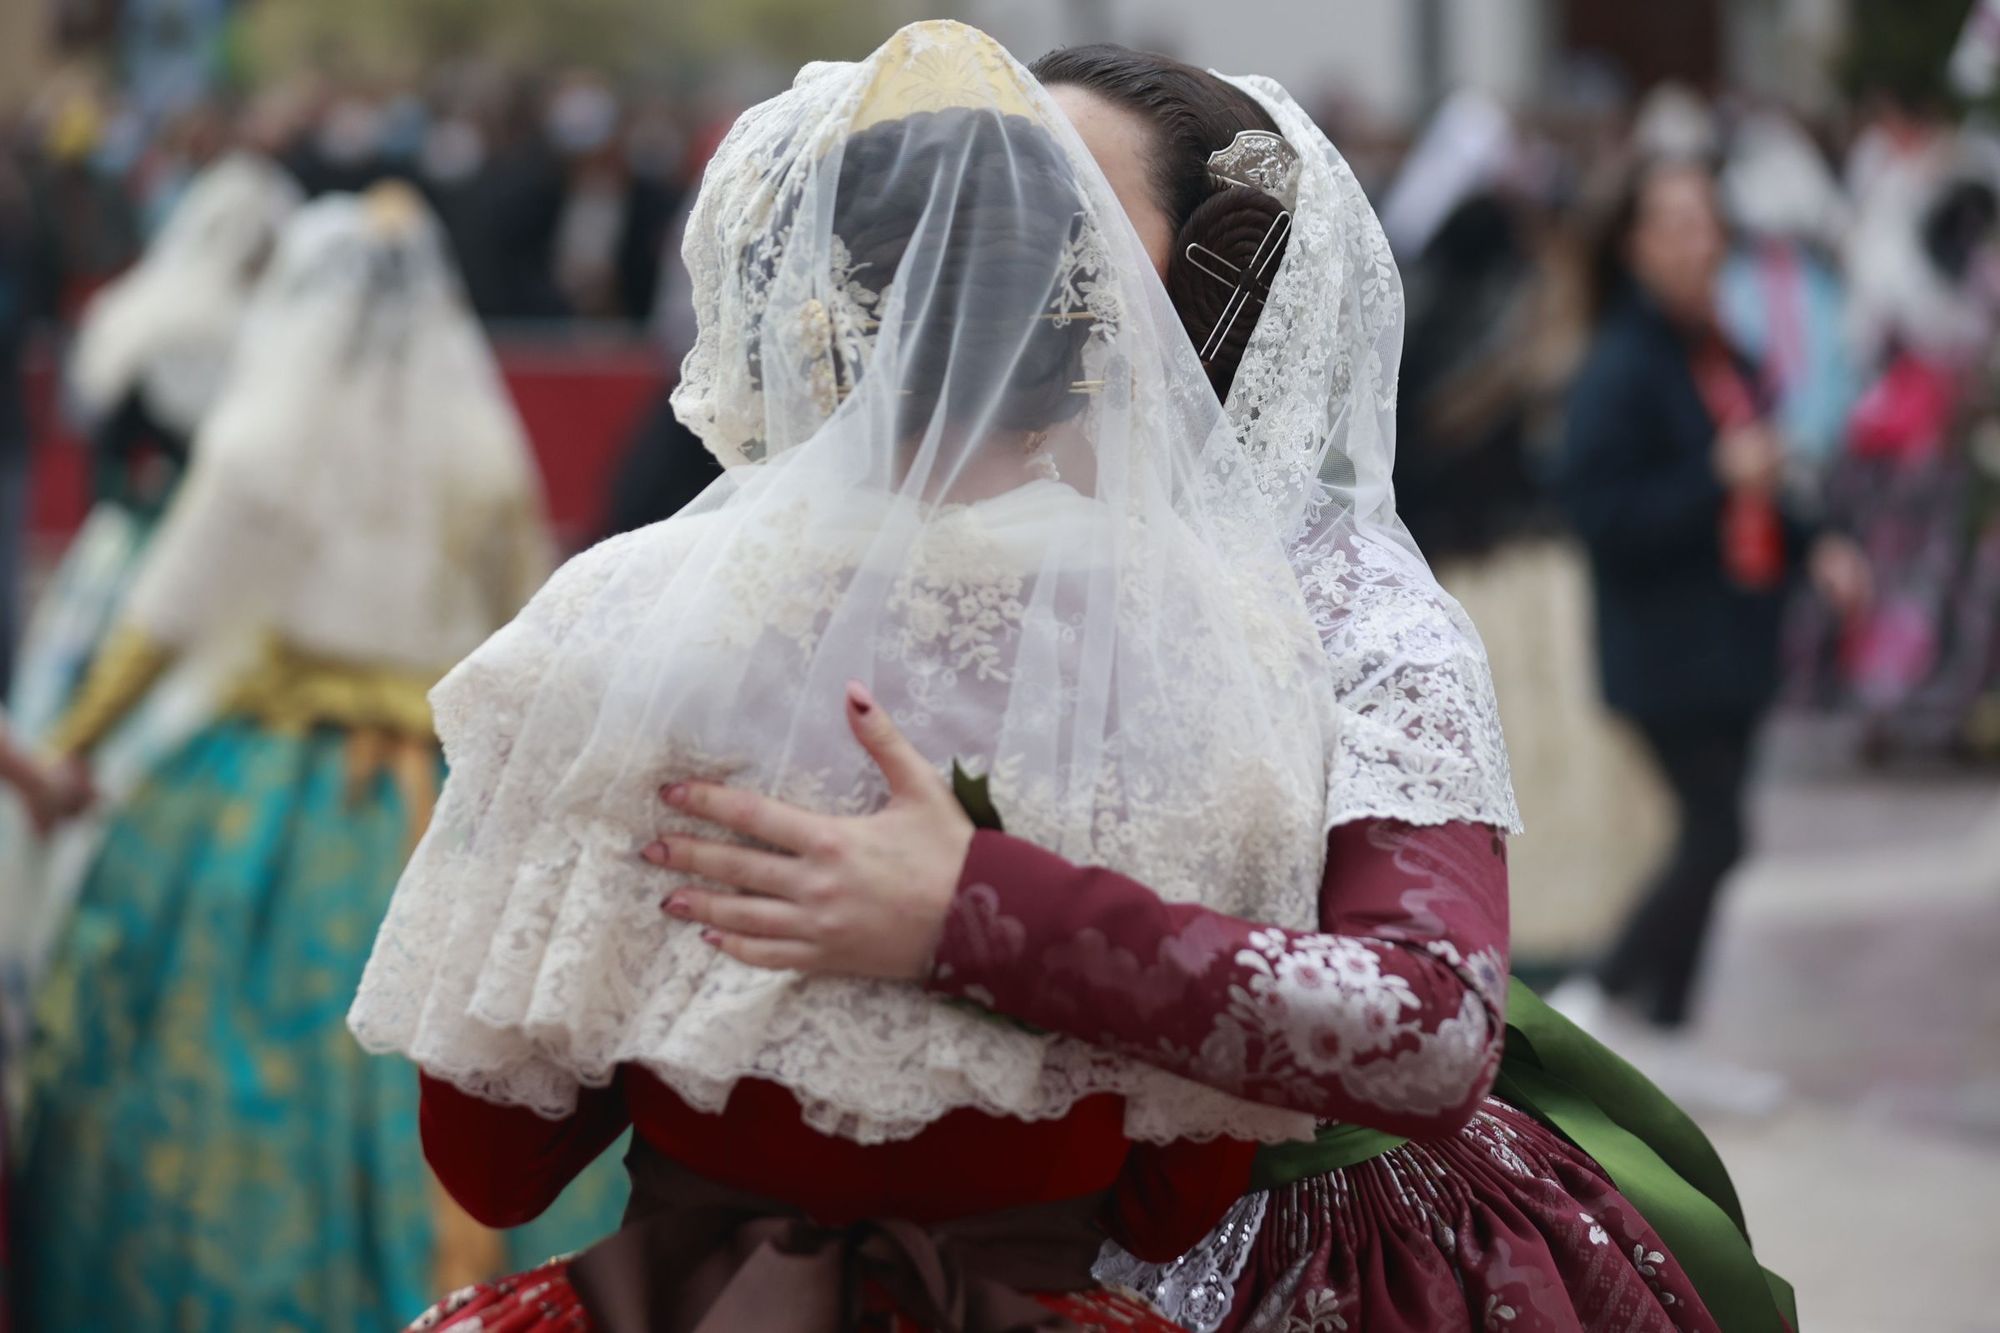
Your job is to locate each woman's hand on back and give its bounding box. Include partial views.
[644,681,973,980]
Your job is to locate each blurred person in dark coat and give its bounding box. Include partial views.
[1549,157,1869,1108]
[596,114,729,542]
[546,76,680,322]
[447,84,569,322]
[1389,145,1679,976]
[19,80,138,321]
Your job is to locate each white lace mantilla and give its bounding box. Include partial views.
[1220,74,1521,834]
[351,25,1520,1151]
[1294,521,1520,832]
[352,497,1326,1146]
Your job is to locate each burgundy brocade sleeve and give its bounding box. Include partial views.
[926,820,1511,1138]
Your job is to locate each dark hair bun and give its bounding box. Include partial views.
[743,107,1093,441]
[1030,45,1291,402]
[1165,183,1290,400]
[833,108,1092,435]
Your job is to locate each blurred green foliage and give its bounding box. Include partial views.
[236,0,935,86]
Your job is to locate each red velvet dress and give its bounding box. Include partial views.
[413,820,1717,1332]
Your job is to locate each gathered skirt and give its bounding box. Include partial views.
[1220,1099,1717,1333]
[18,717,627,1332]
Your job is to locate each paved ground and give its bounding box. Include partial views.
[1667,734,2000,1333]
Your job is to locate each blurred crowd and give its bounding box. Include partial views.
[2,63,733,329]
[4,56,2000,768]
[3,57,1998,794]
[1374,82,2000,770]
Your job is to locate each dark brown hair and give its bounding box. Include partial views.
[748,108,1093,440]
[1582,154,1717,325]
[1031,44,1289,399]
[832,108,1092,435]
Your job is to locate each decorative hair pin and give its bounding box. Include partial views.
[1185,214,1291,361]
[1206,130,1301,210]
[1185,130,1301,363]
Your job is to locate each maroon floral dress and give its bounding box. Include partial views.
[929,819,1719,1333]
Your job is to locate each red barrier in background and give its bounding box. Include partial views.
[20,330,667,553]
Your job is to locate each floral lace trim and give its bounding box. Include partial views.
[354,519,1327,1147]
[1092,1193,1267,1333]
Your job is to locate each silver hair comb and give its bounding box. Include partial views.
[1185,130,1301,363]
[1206,129,1300,210]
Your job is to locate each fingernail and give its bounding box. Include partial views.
[846,680,874,715]
[700,928,722,946]
[661,783,688,806]
[664,894,693,919]
[642,840,669,865]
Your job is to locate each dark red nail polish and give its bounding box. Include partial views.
[846,680,873,715]
[664,894,693,919]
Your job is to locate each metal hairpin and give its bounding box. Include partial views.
[1185,130,1301,363]
[1185,214,1291,361]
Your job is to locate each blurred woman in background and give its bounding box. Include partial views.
[9,154,299,740]
[1381,92,1677,981]
[18,184,619,1331]
[1831,154,2000,760]
[1550,156,1868,1103]
[0,160,299,1299]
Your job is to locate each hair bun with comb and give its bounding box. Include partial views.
[1166,183,1291,399]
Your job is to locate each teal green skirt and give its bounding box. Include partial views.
[20,717,627,1332]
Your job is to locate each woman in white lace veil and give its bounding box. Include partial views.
[19,184,623,1331]
[356,21,1355,1332]
[2,155,299,1128]
[508,39,1747,1333]
[10,153,300,742]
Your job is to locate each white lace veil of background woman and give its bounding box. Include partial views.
[118,186,549,669]
[1217,72,1520,834]
[352,21,1356,1147]
[68,153,302,435]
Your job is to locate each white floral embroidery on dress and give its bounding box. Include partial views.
[1194,929,1497,1116]
[1632,1244,1680,1306]
[1287,1289,1352,1333]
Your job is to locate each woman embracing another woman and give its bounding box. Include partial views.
[355,23,1791,1333]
